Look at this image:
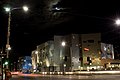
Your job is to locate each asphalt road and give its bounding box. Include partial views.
[10,74,120,80]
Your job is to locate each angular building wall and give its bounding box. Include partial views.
[70,34,81,71]
[101,43,114,59]
[63,35,72,72]
[81,33,101,69]
[31,50,38,72]
[54,35,72,71]
[32,33,117,72]
[34,41,54,72]
[54,36,64,71]
[54,34,81,71]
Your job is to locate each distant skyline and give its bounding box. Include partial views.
[0,0,120,60]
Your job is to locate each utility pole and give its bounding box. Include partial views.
[6,10,11,70]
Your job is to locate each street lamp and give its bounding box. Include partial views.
[23,6,29,12]
[61,41,66,74]
[4,5,29,69]
[115,18,120,26]
[35,51,39,54]
[61,41,66,47]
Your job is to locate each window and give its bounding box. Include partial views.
[88,40,94,43]
[83,41,87,43]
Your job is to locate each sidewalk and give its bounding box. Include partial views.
[35,70,120,75]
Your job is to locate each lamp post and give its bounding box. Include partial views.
[61,41,66,47]
[61,41,66,74]
[4,5,29,69]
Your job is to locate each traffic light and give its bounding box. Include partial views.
[87,57,92,65]
[4,61,8,65]
[4,58,9,65]
[88,60,92,65]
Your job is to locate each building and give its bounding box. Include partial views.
[31,50,38,72]
[32,41,54,72]
[32,33,119,72]
[18,56,32,73]
[53,34,82,72]
[53,33,103,71]
[81,33,101,70]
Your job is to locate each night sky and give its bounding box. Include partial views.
[0,0,120,60]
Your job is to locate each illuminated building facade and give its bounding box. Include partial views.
[81,33,102,70]
[18,56,32,72]
[32,41,54,72]
[53,34,83,71]
[32,33,117,72]
[22,56,32,71]
[31,50,38,72]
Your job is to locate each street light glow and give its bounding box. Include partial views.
[4,7,11,12]
[23,6,29,12]
[35,51,38,54]
[115,19,120,26]
[55,7,60,10]
[64,64,66,67]
[62,41,66,46]
[8,46,11,50]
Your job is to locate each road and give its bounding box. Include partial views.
[10,74,120,80]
